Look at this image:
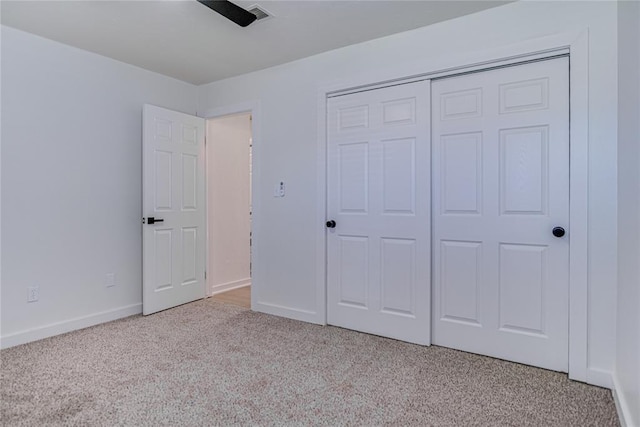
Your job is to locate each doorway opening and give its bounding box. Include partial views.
[206,112,253,309]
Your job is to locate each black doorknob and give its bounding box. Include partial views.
[552,227,565,238]
[326,220,336,228]
[146,217,164,225]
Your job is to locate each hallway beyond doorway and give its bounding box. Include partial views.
[211,286,251,309]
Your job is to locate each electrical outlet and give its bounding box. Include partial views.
[105,273,116,288]
[27,286,39,303]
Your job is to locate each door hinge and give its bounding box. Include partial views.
[204,271,207,279]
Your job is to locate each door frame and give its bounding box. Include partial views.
[317,29,590,384]
[200,101,262,311]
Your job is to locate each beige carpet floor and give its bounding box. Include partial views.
[1,299,618,426]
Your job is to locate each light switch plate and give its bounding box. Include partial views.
[274,181,285,197]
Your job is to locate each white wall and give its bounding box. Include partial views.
[615,1,640,425]
[206,113,251,294]
[198,1,619,385]
[1,26,198,346]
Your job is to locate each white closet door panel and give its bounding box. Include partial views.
[432,57,569,371]
[327,81,431,345]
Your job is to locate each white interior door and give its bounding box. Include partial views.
[327,81,431,345]
[143,105,206,315]
[431,57,569,371]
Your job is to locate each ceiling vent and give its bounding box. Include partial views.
[247,5,272,22]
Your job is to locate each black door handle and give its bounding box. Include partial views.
[326,220,336,228]
[147,217,164,225]
[552,227,565,237]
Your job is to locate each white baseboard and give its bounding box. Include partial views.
[0,303,142,350]
[209,278,251,296]
[612,373,637,427]
[586,367,614,389]
[254,300,323,325]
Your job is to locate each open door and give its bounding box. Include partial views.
[142,105,206,315]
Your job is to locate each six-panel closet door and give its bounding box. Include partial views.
[326,81,432,345]
[431,57,570,371]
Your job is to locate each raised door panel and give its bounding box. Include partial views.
[339,142,369,213]
[499,78,549,114]
[154,229,173,292]
[382,98,416,126]
[440,88,482,121]
[441,132,482,215]
[154,150,173,211]
[500,127,548,215]
[338,105,369,131]
[382,138,415,215]
[181,227,198,287]
[380,238,416,316]
[155,118,172,141]
[338,236,369,308]
[499,243,547,336]
[181,124,198,145]
[182,154,198,211]
[440,240,482,326]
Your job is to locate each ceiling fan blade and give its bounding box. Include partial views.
[197,0,257,27]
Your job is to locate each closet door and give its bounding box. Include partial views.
[432,57,570,371]
[326,81,431,345]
